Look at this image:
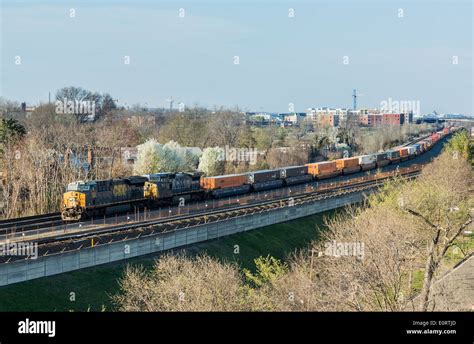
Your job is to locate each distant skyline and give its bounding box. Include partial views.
[1,0,472,115]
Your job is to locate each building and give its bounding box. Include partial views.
[127,115,156,126]
[319,114,340,127]
[382,113,404,125]
[282,112,306,125]
[359,112,413,127]
[359,114,383,126]
[306,107,347,127]
[121,147,138,167]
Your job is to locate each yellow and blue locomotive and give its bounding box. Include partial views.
[61,173,204,221]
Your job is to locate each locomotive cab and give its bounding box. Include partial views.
[61,182,88,221]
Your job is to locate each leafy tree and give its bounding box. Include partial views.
[243,256,288,288]
[238,126,256,148]
[275,127,288,147]
[0,118,26,145]
[444,129,473,164]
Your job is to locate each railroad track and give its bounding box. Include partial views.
[0,168,421,264]
[0,212,62,232]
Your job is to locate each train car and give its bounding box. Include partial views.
[335,157,361,175]
[279,166,312,185]
[374,152,390,168]
[431,133,440,143]
[144,172,204,204]
[412,144,422,155]
[359,154,376,171]
[200,174,249,198]
[406,146,417,157]
[247,169,283,191]
[200,174,246,190]
[386,150,401,163]
[422,138,432,151]
[279,165,307,179]
[62,176,148,221]
[306,161,340,179]
[398,147,409,161]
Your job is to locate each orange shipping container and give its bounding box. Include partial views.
[200,174,247,190]
[399,148,409,157]
[335,157,359,170]
[305,161,337,176]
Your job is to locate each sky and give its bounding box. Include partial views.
[1,0,472,115]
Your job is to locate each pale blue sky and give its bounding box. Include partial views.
[1,0,472,114]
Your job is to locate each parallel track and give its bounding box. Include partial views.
[0,213,62,232]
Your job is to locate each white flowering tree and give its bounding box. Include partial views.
[163,141,200,171]
[134,139,201,174]
[198,147,225,176]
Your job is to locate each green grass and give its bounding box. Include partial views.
[0,211,333,312]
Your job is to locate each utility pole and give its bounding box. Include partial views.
[352,89,357,110]
[166,97,174,113]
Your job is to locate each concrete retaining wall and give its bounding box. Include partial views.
[0,189,373,286]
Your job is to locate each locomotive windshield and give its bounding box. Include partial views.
[67,182,90,192]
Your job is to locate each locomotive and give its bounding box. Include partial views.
[62,173,203,221]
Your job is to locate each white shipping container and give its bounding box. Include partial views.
[359,154,376,165]
[407,146,417,155]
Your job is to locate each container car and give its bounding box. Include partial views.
[374,152,390,167]
[406,146,417,156]
[412,144,422,154]
[200,174,249,198]
[247,169,280,184]
[335,157,361,175]
[359,154,377,171]
[279,165,307,179]
[278,166,311,186]
[386,150,401,162]
[305,161,340,179]
[200,174,247,190]
[398,148,409,161]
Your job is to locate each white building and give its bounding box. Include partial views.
[306,107,349,125]
[283,113,305,124]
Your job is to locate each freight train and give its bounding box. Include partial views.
[61,127,452,221]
